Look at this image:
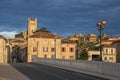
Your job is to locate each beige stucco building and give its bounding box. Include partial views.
[27,31,76,62]
[102,45,116,62]
[112,40,120,62]
[88,45,117,63]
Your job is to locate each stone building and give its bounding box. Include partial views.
[88,36,120,63]
[112,40,120,62]
[102,45,116,62]
[9,38,27,62]
[27,31,76,62]
[88,45,117,62]
[68,36,79,41]
[15,31,27,39]
[68,34,86,43]
[27,18,37,37]
[15,18,37,39]
[61,40,76,59]
[87,34,98,43]
[9,18,76,62]
[0,36,8,63]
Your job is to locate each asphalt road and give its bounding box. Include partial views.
[11,63,110,80]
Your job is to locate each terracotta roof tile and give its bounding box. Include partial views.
[103,40,117,42]
[29,31,61,39]
[61,40,76,44]
[112,40,120,43]
[103,45,116,48]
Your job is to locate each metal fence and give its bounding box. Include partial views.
[33,58,120,77]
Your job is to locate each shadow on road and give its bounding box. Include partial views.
[10,63,110,80]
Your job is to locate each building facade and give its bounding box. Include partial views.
[61,40,76,59]
[87,34,98,43]
[88,45,117,63]
[102,45,116,62]
[0,36,8,63]
[27,31,76,62]
[9,38,27,62]
[112,40,120,62]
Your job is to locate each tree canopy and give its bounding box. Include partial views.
[35,27,51,33]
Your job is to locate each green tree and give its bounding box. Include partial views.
[89,46,99,50]
[35,27,50,33]
[76,50,88,60]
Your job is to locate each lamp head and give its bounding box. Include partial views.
[101,20,106,25]
[97,21,101,26]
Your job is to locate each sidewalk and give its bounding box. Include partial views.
[0,63,30,80]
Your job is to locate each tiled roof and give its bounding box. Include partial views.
[29,31,61,39]
[103,45,116,48]
[112,39,120,43]
[12,40,25,43]
[69,36,85,38]
[9,38,26,43]
[61,40,76,44]
[103,40,117,42]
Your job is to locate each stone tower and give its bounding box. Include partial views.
[27,18,37,37]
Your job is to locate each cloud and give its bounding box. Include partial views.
[0,31,18,39]
[0,0,120,38]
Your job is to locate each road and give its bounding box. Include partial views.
[11,63,110,80]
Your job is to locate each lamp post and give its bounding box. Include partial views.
[97,20,106,61]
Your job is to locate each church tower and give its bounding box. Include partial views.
[27,18,37,37]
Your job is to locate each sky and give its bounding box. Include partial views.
[0,0,120,38]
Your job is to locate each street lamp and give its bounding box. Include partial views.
[97,20,106,61]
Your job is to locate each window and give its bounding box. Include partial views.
[33,47,37,52]
[70,48,74,52]
[43,47,48,52]
[51,55,54,58]
[104,57,107,60]
[62,47,66,52]
[111,49,113,54]
[44,55,47,58]
[106,49,108,54]
[70,56,74,59]
[51,48,55,52]
[109,57,113,61]
[52,40,55,44]
[44,39,48,45]
[62,56,65,59]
